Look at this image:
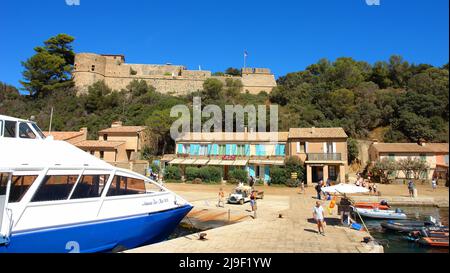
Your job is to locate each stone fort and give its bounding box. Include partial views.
[73,53,277,95]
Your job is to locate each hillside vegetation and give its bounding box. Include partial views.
[0,34,448,156]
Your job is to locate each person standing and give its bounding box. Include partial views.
[299,180,305,194]
[313,201,326,235]
[217,188,225,208]
[315,181,322,200]
[373,183,378,195]
[408,179,415,198]
[431,178,437,191]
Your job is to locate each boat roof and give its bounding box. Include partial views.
[0,114,35,123]
[0,138,112,170]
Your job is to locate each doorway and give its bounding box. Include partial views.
[312,166,323,183]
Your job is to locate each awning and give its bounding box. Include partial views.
[207,159,222,165]
[249,159,284,165]
[233,160,248,166]
[219,160,235,166]
[169,158,184,164]
[193,159,209,165]
[179,159,196,165]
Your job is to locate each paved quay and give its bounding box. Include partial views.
[127,185,383,253]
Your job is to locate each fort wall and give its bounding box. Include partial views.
[73,53,277,95]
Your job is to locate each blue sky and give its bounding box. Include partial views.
[0,0,448,88]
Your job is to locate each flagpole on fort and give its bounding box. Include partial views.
[244,50,247,69]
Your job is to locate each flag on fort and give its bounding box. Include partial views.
[244,50,248,57]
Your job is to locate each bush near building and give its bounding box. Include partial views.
[185,166,222,183]
[269,166,287,185]
[269,157,305,187]
[228,167,248,184]
[164,165,181,181]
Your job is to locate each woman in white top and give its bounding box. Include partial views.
[313,201,326,235]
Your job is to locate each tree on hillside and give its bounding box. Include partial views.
[202,78,224,101]
[145,109,175,155]
[225,67,241,76]
[20,34,75,97]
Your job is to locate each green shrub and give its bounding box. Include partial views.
[269,166,287,184]
[285,156,305,181]
[228,168,248,184]
[200,166,222,183]
[185,167,200,181]
[164,165,181,180]
[185,166,222,183]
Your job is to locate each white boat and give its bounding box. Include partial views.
[0,115,192,253]
[351,206,407,220]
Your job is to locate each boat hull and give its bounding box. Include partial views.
[353,207,407,220]
[0,205,192,253]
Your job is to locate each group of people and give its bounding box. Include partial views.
[355,173,378,195]
[314,179,332,200]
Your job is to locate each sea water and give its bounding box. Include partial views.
[365,207,449,253]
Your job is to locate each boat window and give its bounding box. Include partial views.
[0,173,8,195]
[31,175,78,202]
[70,174,109,199]
[8,175,38,203]
[145,181,165,193]
[106,176,146,196]
[4,120,16,138]
[19,122,37,139]
[31,123,46,139]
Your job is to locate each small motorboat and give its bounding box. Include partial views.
[352,206,407,220]
[354,201,390,210]
[381,217,445,233]
[418,237,449,248]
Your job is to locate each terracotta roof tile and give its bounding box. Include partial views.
[424,143,449,153]
[75,140,125,149]
[98,126,146,134]
[371,143,432,153]
[44,131,84,141]
[288,128,348,139]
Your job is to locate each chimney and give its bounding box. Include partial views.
[244,126,248,133]
[111,121,123,128]
[419,139,426,146]
[80,127,88,140]
[311,127,315,134]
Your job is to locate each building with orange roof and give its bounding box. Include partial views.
[169,127,348,184]
[98,121,148,161]
[369,141,449,181]
[74,140,127,162]
[44,128,88,144]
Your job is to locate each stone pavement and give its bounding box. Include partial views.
[126,190,383,253]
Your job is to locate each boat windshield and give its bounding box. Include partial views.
[31,123,46,139]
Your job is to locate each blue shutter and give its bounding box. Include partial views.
[177,144,183,154]
[264,166,270,182]
[232,144,237,155]
[245,144,250,156]
[280,144,285,156]
[248,165,255,177]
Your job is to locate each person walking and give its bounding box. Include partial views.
[408,179,415,198]
[299,180,305,194]
[250,190,257,219]
[249,176,255,188]
[431,178,437,191]
[217,188,225,208]
[313,201,326,235]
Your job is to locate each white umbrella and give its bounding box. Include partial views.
[321,183,369,194]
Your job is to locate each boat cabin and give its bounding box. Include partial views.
[0,115,46,140]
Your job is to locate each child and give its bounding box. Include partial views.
[217,188,225,208]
